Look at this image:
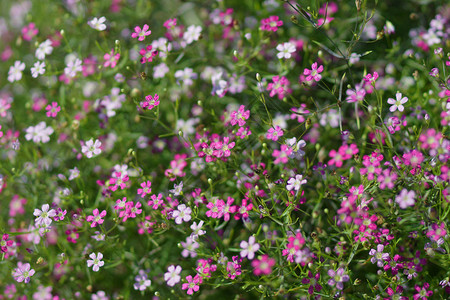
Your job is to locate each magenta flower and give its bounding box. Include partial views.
[131,24,151,41]
[260,16,283,32]
[142,94,160,110]
[413,282,433,300]
[267,76,291,99]
[182,274,202,295]
[363,72,379,84]
[346,85,366,103]
[251,254,275,275]
[139,45,158,64]
[45,102,61,118]
[12,262,35,283]
[137,180,152,198]
[0,234,13,253]
[303,62,324,82]
[86,209,107,228]
[302,271,323,295]
[230,105,250,127]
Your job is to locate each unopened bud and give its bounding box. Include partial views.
[256,73,261,82]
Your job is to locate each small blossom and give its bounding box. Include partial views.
[31,61,45,78]
[133,270,151,291]
[88,17,107,31]
[12,262,35,283]
[86,209,107,228]
[251,255,275,275]
[87,252,104,272]
[35,40,53,60]
[303,62,323,82]
[240,236,260,260]
[45,102,60,117]
[276,42,296,59]
[103,50,120,68]
[266,126,283,141]
[172,204,192,224]
[131,24,151,41]
[34,204,56,227]
[387,92,408,112]
[164,265,182,287]
[8,61,25,82]
[327,267,349,290]
[286,174,307,191]
[395,189,416,209]
[260,16,283,32]
[183,25,202,44]
[82,139,102,158]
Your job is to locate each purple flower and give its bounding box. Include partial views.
[369,244,390,267]
[327,267,349,290]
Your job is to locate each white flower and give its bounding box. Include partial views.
[183,25,202,44]
[35,40,53,60]
[68,167,80,181]
[25,122,54,143]
[240,236,260,260]
[276,42,296,59]
[8,60,25,82]
[31,61,46,78]
[172,204,191,224]
[64,58,83,78]
[88,16,107,31]
[87,252,104,272]
[190,221,206,240]
[164,265,182,287]
[33,204,56,227]
[174,67,198,86]
[387,92,408,112]
[286,174,307,191]
[81,138,102,158]
[286,137,306,159]
[153,63,169,79]
[169,181,184,196]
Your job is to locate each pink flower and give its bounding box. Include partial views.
[9,195,27,217]
[230,105,250,127]
[86,209,107,227]
[267,76,291,99]
[45,102,61,117]
[395,189,416,209]
[103,49,120,68]
[182,274,202,295]
[12,262,35,283]
[303,62,324,82]
[346,84,366,103]
[139,45,158,64]
[137,181,152,198]
[266,126,283,141]
[131,24,151,41]
[402,149,424,168]
[272,144,292,165]
[22,23,38,41]
[426,223,447,242]
[363,72,379,84]
[260,16,283,32]
[252,255,275,275]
